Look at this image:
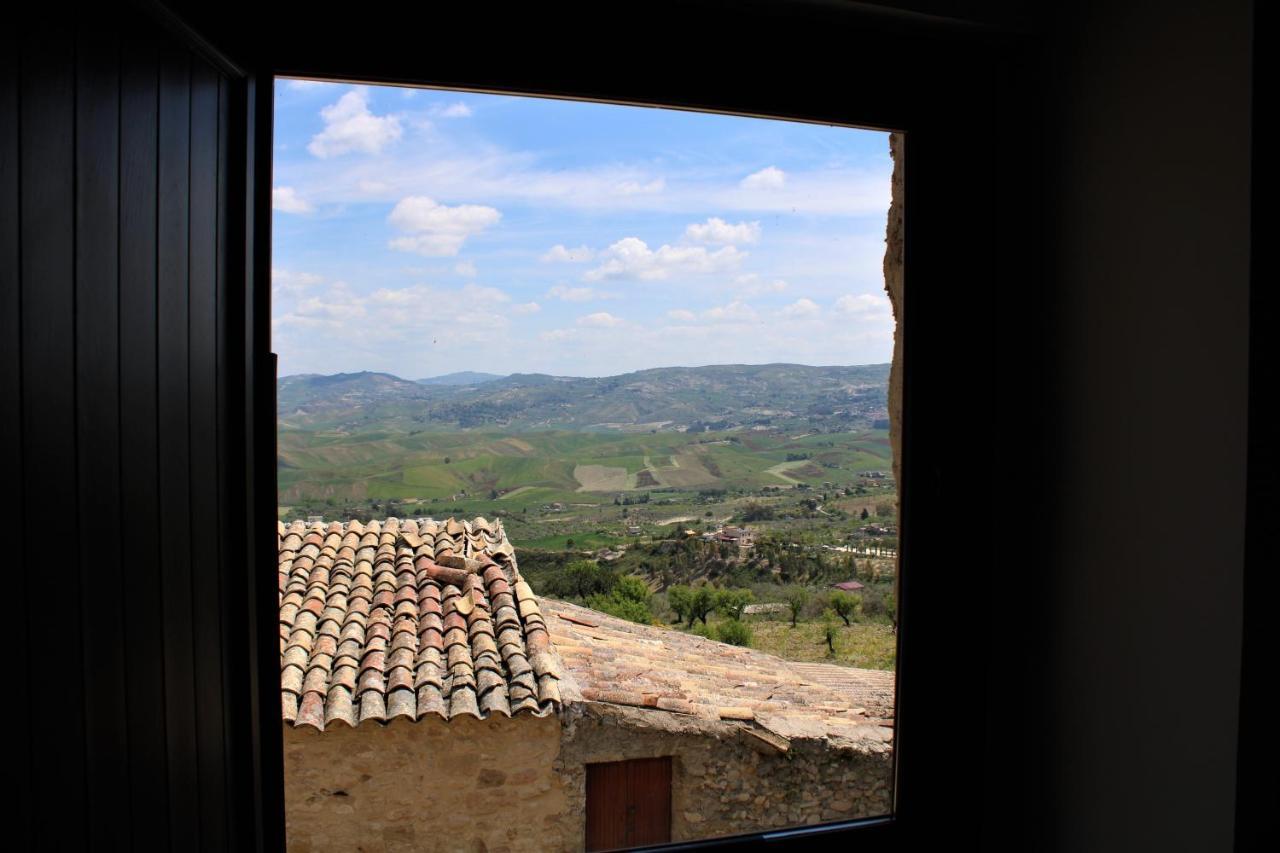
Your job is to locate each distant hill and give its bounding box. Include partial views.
[416,371,505,386]
[277,363,890,434]
[278,371,433,411]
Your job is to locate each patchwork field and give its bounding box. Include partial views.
[278,428,894,510]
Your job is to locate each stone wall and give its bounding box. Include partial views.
[285,705,891,851]
[884,132,904,488]
[554,704,893,847]
[283,714,568,853]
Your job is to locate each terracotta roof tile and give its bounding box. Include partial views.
[544,598,895,747]
[279,517,561,731]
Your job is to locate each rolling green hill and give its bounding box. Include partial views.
[277,363,890,434]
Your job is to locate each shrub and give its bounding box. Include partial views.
[861,588,887,618]
[587,592,653,625]
[564,559,615,598]
[715,618,753,647]
[539,559,617,600]
[612,574,651,604]
[585,573,653,624]
[714,588,754,621]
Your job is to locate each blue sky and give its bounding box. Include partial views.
[272,79,894,379]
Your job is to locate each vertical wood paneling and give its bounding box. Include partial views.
[19,23,89,845]
[74,21,132,850]
[586,761,629,852]
[585,757,672,851]
[118,29,172,848]
[188,58,229,852]
[1,27,31,851]
[12,5,270,849]
[156,43,202,849]
[628,757,672,847]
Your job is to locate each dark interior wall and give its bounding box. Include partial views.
[1016,1,1253,849]
[3,7,277,849]
[4,0,1254,850]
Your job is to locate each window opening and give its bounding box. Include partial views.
[273,78,901,849]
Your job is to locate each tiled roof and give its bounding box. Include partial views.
[544,599,895,748]
[278,517,562,732]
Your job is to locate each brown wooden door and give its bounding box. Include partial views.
[585,757,672,851]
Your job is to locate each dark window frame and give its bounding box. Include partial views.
[221,4,1043,849]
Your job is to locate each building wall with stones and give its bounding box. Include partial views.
[284,703,892,852]
[283,713,568,853]
[553,704,894,847]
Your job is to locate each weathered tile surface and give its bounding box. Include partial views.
[278,517,561,731]
[544,598,895,745]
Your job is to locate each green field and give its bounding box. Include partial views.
[279,427,892,508]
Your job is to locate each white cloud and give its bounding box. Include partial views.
[704,300,759,323]
[283,281,366,323]
[272,186,313,213]
[666,309,696,322]
[616,178,665,195]
[276,282,513,343]
[458,283,511,305]
[584,237,745,282]
[308,87,403,158]
[271,268,323,297]
[732,274,789,296]
[684,217,761,245]
[540,328,576,343]
[387,196,502,257]
[741,166,786,190]
[578,312,623,328]
[513,302,541,315]
[541,244,595,263]
[833,293,891,316]
[782,298,820,317]
[429,102,473,118]
[547,285,614,303]
[455,261,478,277]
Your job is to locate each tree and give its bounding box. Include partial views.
[587,574,653,625]
[612,575,651,604]
[830,591,862,626]
[564,560,612,598]
[714,588,754,621]
[667,586,694,626]
[860,507,870,520]
[443,456,451,464]
[821,610,840,655]
[739,501,775,522]
[689,586,716,626]
[785,587,810,628]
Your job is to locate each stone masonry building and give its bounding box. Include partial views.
[279,517,895,852]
